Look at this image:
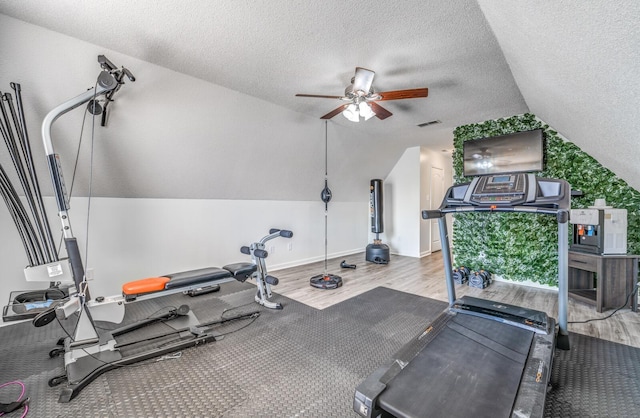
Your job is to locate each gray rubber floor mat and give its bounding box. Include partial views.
[1,285,637,417]
[544,332,640,417]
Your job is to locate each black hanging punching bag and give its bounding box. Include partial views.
[366,179,390,264]
[370,179,384,234]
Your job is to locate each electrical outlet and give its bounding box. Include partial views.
[269,245,275,254]
[288,242,293,251]
[86,268,94,281]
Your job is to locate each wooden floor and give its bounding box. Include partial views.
[272,251,640,348]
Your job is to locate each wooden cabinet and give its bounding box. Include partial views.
[568,250,638,313]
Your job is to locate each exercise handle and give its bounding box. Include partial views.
[265,275,279,285]
[240,246,250,255]
[268,228,293,238]
[253,249,268,259]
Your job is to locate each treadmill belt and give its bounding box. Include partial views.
[378,313,535,418]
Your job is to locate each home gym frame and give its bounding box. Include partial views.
[35,56,290,403]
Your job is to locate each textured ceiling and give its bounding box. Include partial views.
[477,0,640,191]
[0,0,527,152]
[1,0,639,195]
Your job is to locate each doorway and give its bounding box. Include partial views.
[430,166,445,252]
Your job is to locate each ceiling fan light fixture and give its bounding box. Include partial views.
[478,160,493,169]
[343,103,360,122]
[359,102,375,120]
[297,67,428,121]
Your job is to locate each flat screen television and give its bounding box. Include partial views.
[462,129,545,177]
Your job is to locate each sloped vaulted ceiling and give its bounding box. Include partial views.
[477,0,640,191]
[0,1,638,199]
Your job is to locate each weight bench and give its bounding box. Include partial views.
[121,265,256,302]
[36,228,290,403]
[118,229,288,310]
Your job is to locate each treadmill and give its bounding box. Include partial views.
[353,173,570,418]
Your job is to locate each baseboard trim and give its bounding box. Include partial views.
[270,248,365,271]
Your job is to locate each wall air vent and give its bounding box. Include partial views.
[417,120,441,127]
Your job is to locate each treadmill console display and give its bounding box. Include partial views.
[439,172,567,211]
[469,173,529,205]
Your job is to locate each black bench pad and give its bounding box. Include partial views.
[223,263,257,282]
[163,267,232,289]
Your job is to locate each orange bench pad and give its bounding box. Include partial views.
[122,277,170,295]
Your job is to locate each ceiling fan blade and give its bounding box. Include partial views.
[296,94,344,99]
[352,67,375,94]
[375,88,429,101]
[320,104,350,120]
[369,102,393,120]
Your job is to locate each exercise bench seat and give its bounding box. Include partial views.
[122,277,171,296]
[164,267,231,289]
[122,267,233,301]
[222,263,257,282]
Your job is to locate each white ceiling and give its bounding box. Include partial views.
[0,0,527,152]
[478,1,640,192]
[1,0,639,193]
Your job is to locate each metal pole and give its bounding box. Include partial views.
[556,210,570,350]
[437,216,456,306]
[41,71,118,295]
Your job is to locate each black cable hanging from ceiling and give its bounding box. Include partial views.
[310,120,343,290]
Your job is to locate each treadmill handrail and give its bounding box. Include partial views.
[424,206,570,219]
[432,176,571,213]
[423,175,571,350]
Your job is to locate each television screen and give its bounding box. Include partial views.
[463,129,544,177]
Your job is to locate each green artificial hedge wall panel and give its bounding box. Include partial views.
[452,113,640,286]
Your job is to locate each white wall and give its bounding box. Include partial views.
[0,14,377,325]
[0,196,368,321]
[0,14,451,325]
[420,150,432,255]
[0,14,403,203]
[420,148,454,255]
[384,147,452,258]
[384,147,421,257]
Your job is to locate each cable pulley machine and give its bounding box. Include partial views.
[354,173,571,418]
[33,56,271,403]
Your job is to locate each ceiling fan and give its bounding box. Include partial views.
[296,67,428,122]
